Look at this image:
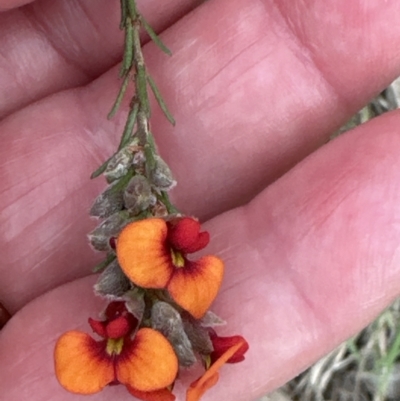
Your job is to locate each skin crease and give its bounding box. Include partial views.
[1,0,400,399]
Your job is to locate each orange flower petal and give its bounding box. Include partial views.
[186,372,219,401]
[167,256,224,319]
[54,331,114,394]
[127,386,176,401]
[117,219,173,288]
[186,340,245,401]
[116,328,178,392]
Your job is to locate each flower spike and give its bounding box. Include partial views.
[55,2,249,400]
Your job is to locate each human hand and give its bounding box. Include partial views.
[1,0,400,400]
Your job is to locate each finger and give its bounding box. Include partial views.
[205,110,400,398]
[145,0,400,217]
[2,0,400,312]
[0,0,202,118]
[3,110,400,400]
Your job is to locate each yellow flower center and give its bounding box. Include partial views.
[106,337,124,355]
[170,249,185,268]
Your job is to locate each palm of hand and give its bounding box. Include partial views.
[1,0,400,400]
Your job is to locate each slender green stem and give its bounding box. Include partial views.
[126,0,138,18]
[94,0,178,215]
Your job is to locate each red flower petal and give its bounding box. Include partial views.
[168,218,210,254]
[186,339,246,401]
[167,256,224,319]
[106,315,131,339]
[54,331,114,394]
[88,318,107,338]
[210,334,249,364]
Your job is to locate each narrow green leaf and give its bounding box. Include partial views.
[120,0,127,29]
[93,102,139,179]
[144,143,156,175]
[91,156,112,179]
[118,102,139,150]
[160,191,179,214]
[141,17,172,56]
[110,169,134,194]
[93,253,116,273]
[108,74,130,119]
[147,75,175,125]
[120,18,133,77]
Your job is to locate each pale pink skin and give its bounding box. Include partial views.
[1,0,400,400]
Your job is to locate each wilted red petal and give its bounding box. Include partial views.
[210,334,249,364]
[127,386,176,401]
[168,218,210,253]
[105,301,127,320]
[167,256,224,319]
[116,328,178,392]
[117,219,173,288]
[186,339,246,401]
[54,331,114,394]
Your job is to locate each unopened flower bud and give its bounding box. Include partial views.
[94,260,131,298]
[90,183,124,218]
[104,148,133,182]
[88,212,130,251]
[150,156,176,191]
[123,175,156,214]
[132,150,145,167]
[200,310,226,328]
[122,289,145,323]
[151,202,169,218]
[151,302,196,367]
[182,313,214,355]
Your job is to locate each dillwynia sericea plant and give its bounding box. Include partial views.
[53,2,249,400]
